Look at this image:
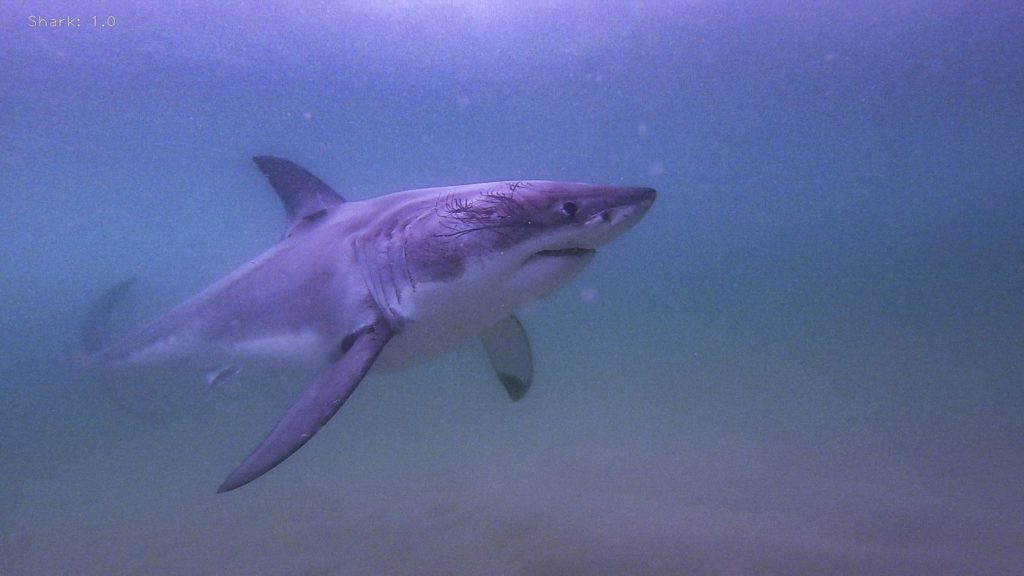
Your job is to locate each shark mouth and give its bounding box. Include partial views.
[534,247,596,258]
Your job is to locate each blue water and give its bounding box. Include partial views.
[2,2,1022,574]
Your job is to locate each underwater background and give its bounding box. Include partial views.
[2,1,1022,574]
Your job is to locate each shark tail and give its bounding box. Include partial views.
[81,277,170,421]
[82,277,138,356]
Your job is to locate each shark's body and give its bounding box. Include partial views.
[87,157,655,492]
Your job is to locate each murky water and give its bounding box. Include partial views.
[2,2,1022,574]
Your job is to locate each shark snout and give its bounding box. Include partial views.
[598,186,656,222]
[627,186,657,213]
[570,185,656,249]
[600,186,656,214]
[638,187,657,207]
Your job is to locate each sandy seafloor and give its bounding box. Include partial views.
[1,2,1022,574]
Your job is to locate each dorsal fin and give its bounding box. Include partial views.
[253,156,344,231]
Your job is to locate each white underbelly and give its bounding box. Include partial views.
[228,330,331,366]
[374,277,519,370]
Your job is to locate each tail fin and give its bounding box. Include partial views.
[82,277,137,355]
[81,277,170,421]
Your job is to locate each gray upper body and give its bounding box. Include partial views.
[87,156,656,492]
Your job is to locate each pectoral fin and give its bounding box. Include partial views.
[218,319,392,493]
[481,315,533,401]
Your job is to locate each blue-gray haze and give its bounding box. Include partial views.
[1,1,1022,574]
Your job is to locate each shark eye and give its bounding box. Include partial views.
[561,202,578,218]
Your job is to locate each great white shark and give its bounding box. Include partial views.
[85,156,656,492]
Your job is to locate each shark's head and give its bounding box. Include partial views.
[403,180,656,306]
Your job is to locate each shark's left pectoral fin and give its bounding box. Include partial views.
[481,315,533,401]
[218,319,392,493]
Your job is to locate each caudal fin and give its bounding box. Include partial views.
[81,277,173,421]
[82,277,137,355]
